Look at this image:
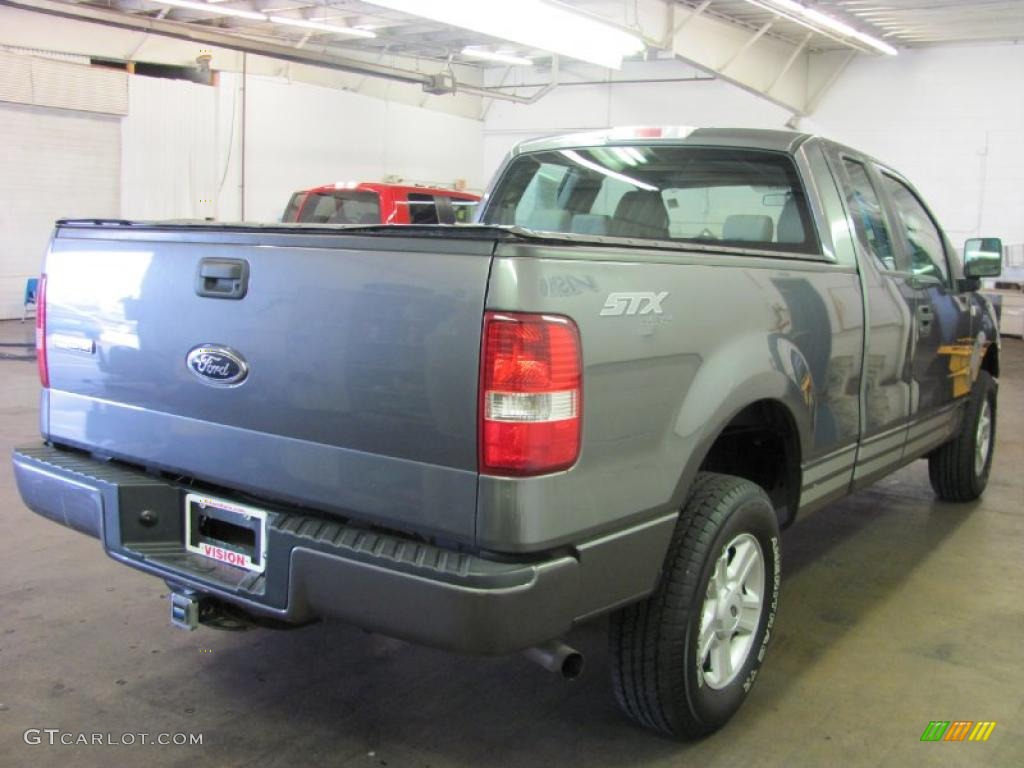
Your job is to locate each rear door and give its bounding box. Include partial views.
[43,226,494,542]
[829,151,917,485]
[877,172,973,457]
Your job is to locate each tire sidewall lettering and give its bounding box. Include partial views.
[692,506,780,706]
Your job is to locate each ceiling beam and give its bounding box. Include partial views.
[634,0,862,116]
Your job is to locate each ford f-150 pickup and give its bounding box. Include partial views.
[13,127,1004,739]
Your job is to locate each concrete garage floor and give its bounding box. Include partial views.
[0,317,1021,768]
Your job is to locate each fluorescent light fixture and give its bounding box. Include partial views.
[560,150,657,192]
[461,47,533,67]
[758,0,897,55]
[151,0,267,21]
[606,146,648,167]
[367,0,644,69]
[611,147,638,166]
[269,16,378,38]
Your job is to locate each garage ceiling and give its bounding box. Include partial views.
[702,0,1024,47]
[825,0,1024,44]
[21,0,1024,70]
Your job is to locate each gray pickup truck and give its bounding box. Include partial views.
[13,127,1003,739]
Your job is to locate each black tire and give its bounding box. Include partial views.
[609,472,781,739]
[928,370,997,502]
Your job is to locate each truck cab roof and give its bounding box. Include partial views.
[303,181,480,200]
[513,126,812,156]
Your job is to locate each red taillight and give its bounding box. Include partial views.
[36,274,49,388]
[479,311,582,476]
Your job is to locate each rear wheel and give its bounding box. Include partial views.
[928,370,997,502]
[609,472,780,739]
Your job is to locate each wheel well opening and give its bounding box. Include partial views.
[699,401,801,527]
[981,344,999,379]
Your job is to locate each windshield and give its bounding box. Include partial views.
[296,190,382,225]
[481,146,818,254]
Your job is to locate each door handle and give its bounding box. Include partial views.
[196,258,249,299]
[200,261,242,280]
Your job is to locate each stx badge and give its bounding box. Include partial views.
[600,291,668,317]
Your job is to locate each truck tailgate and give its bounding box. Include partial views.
[42,225,494,542]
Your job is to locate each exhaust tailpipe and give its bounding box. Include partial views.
[522,640,584,679]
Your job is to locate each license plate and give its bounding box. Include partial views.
[184,493,267,573]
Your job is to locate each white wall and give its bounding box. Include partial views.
[121,75,217,220]
[805,43,1024,247]
[217,74,486,222]
[33,68,486,225]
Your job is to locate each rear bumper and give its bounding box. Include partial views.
[13,444,584,654]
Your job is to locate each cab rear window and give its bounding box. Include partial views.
[296,191,381,225]
[481,146,819,254]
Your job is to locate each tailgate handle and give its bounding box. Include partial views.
[196,258,248,299]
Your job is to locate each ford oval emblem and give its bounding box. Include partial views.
[186,345,248,387]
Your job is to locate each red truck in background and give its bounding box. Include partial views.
[282,182,480,225]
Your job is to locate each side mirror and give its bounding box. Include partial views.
[964,237,1002,278]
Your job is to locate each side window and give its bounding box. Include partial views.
[842,159,897,270]
[881,175,949,282]
[407,193,440,224]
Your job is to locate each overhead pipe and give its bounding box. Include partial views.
[0,0,433,86]
[2,0,563,105]
[454,55,560,105]
[495,74,714,89]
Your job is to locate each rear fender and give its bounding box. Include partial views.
[670,331,811,509]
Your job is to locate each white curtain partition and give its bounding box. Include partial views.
[120,75,217,221]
